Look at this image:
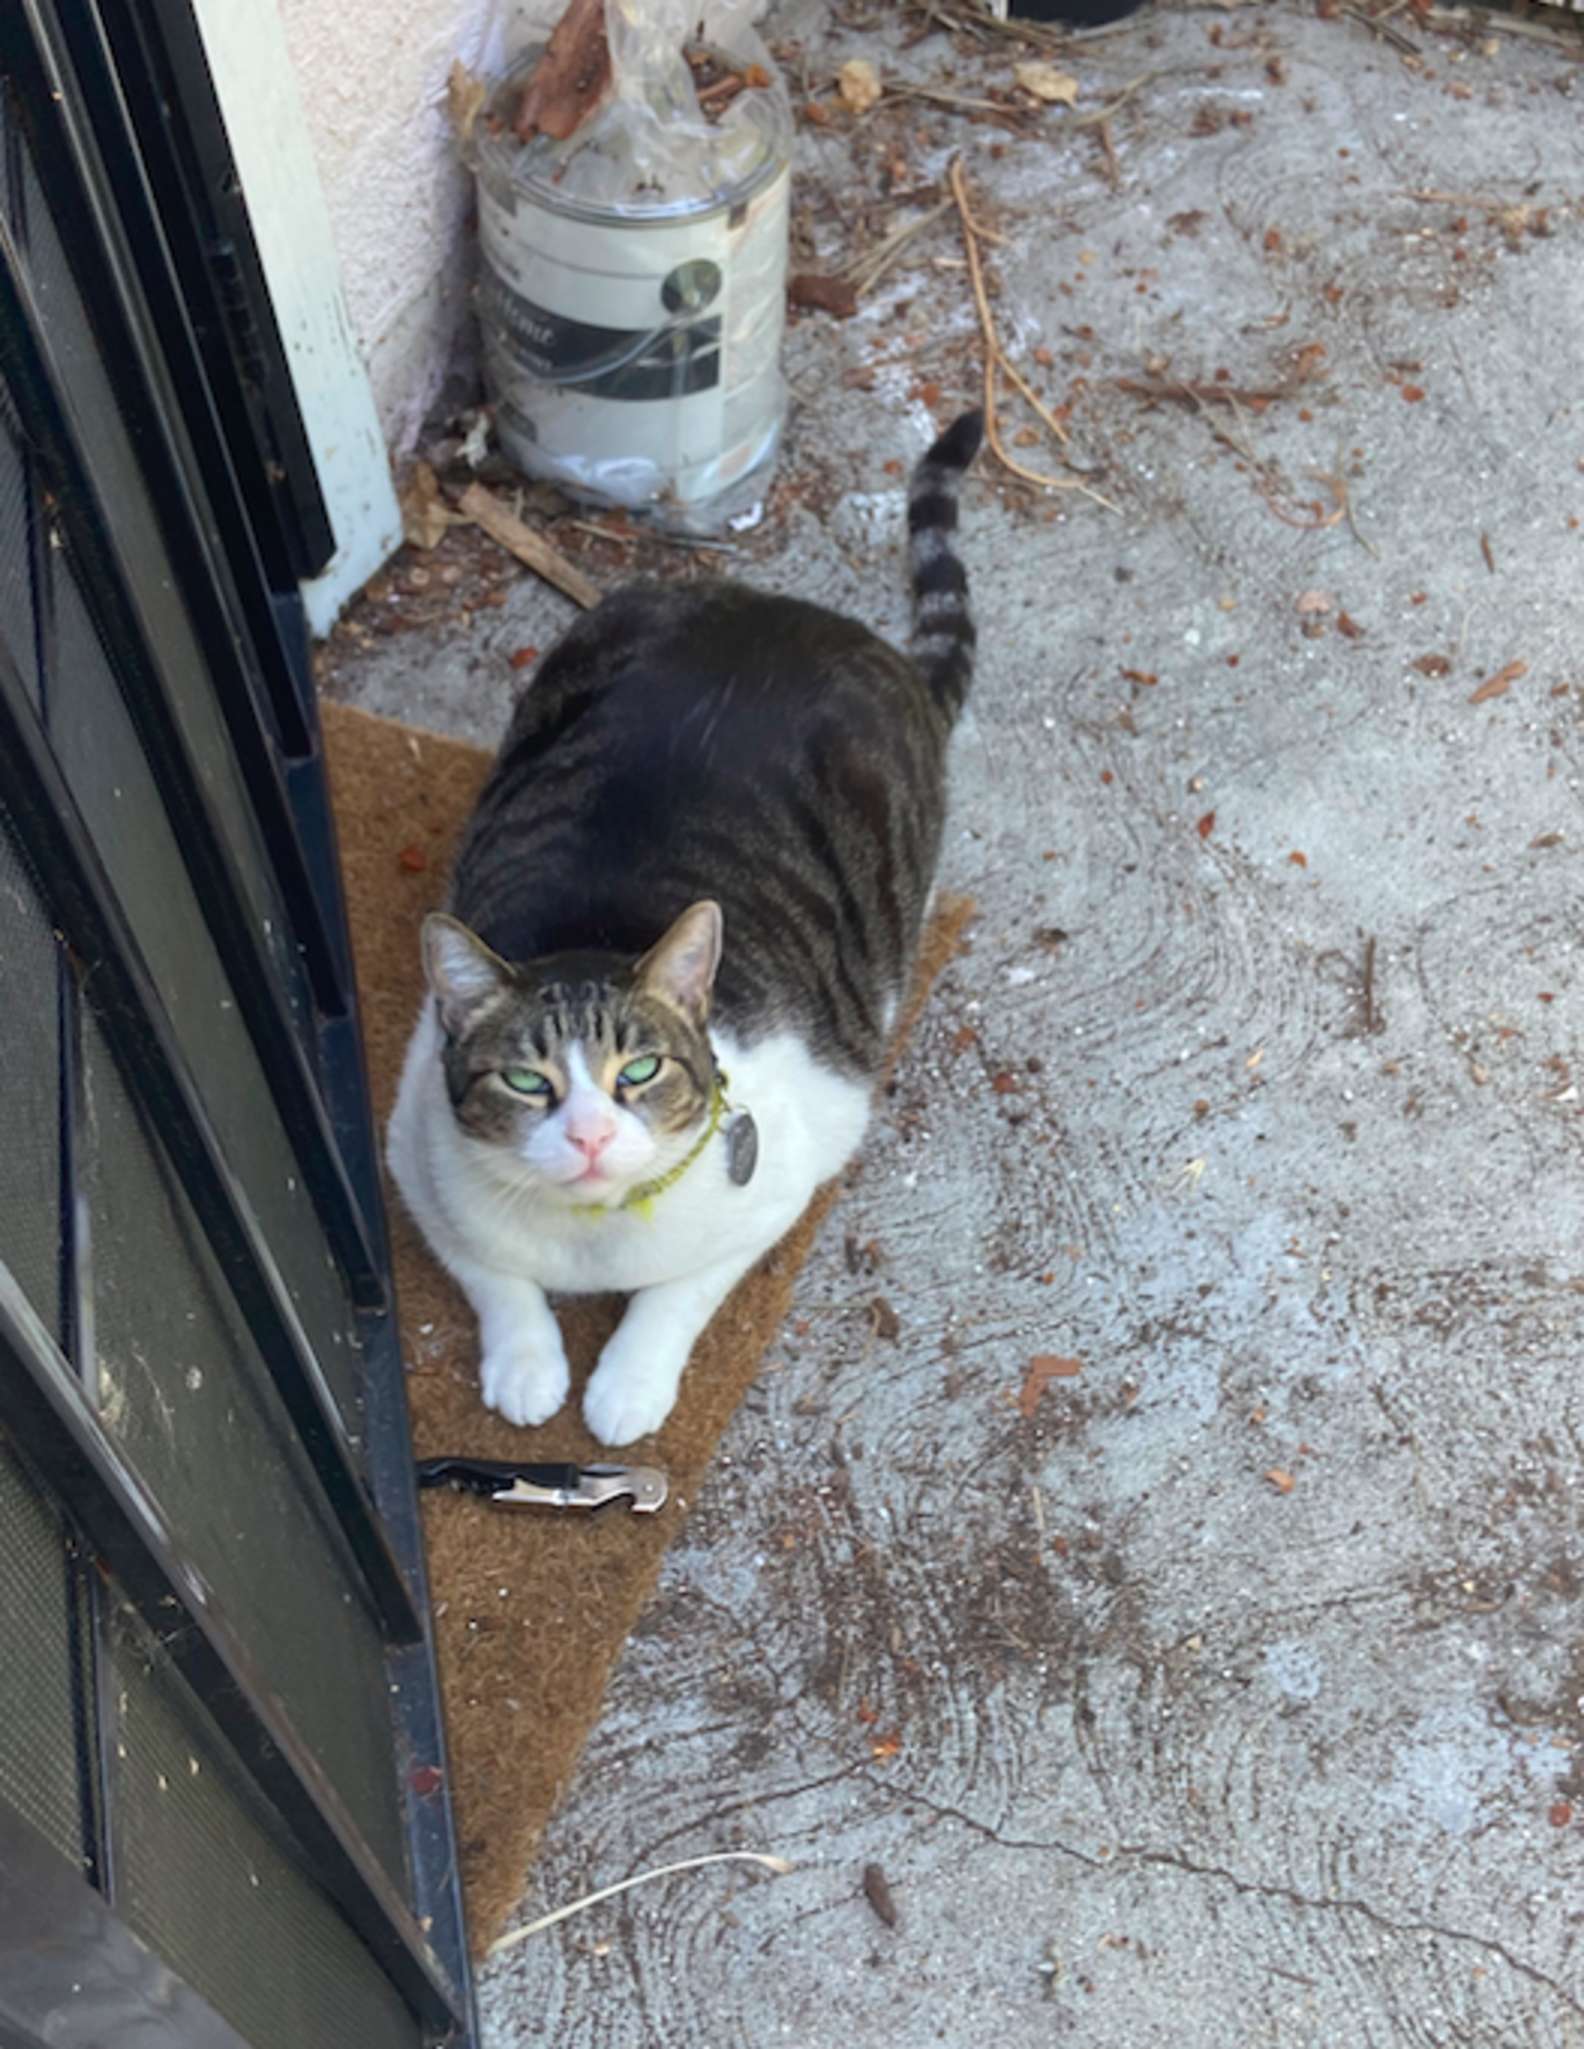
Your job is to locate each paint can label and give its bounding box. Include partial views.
[477,157,789,515]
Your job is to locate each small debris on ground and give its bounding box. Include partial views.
[839,57,883,113]
[788,272,860,319]
[1013,61,1079,105]
[862,1862,899,1929]
[1019,1354,1082,1418]
[1468,660,1526,705]
[868,1296,902,1342]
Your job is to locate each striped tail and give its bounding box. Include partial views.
[907,408,984,718]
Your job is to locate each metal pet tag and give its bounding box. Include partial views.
[725,1108,759,1187]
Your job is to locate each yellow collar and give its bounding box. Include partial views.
[570,1072,729,1221]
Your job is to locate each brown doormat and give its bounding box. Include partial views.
[320,699,971,1956]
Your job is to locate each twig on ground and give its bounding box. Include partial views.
[1261,470,1347,532]
[561,517,737,555]
[562,517,634,547]
[1000,357,1072,447]
[907,0,1078,54]
[1095,116,1121,190]
[1361,934,1380,1036]
[489,1851,794,1955]
[948,156,1116,509]
[844,199,955,294]
[1325,455,1378,557]
[1338,1,1419,54]
[1184,384,1265,467]
[1118,376,1303,406]
[456,482,601,607]
[1425,4,1584,52]
[1073,69,1159,127]
[882,80,1026,115]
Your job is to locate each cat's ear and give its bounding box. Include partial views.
[635,900,722,1027]
[422,913,513,1035]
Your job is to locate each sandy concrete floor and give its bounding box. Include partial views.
[319,4,1584,2040]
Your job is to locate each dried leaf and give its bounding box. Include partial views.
[1265,1467,1296,1493]
[1196,811,1216,840]
[512,0,612,143]
[838,58,883,113]
[1468,659,1526,705]
[869,1730,903,1762]
[788,272,859,319]
[509,646,540,670]
[397,843,428,874]
[1295,589,1333,616]
[399,462,459,550]
[1015,61,1080,106]
[1412,653,1451,678]
[868,1296,901,1342]
[1019,1354,1082,1419]
[1287,850,1308,868]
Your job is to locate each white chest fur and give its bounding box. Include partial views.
[386,1003,872,1300]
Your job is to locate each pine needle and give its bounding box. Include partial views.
[948,156,1117,511]
[488,1850,795,1957]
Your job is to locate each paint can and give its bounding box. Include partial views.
[474,60,791,526]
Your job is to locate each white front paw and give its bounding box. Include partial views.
[582,1348,682,1448]
[480,1341,570,1428]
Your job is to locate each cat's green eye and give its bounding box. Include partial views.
[501,1067,553,1099]
[618,1054,662,1089]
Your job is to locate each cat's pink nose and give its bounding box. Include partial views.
[570,1128,614,1162]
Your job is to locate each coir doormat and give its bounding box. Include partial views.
[321,698,970,1955]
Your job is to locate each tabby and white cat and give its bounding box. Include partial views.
[386,411,982,1445]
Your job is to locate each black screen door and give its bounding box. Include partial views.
[0,4,475,2044]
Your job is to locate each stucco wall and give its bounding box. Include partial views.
[276,0,514,461]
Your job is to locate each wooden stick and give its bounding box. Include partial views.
[456,482,601,608]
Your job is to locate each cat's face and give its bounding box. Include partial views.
[421,901,721,1206]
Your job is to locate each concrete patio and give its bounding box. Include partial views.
[319,2,1584,2040]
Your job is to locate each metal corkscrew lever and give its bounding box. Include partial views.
[415,1456,667,1514]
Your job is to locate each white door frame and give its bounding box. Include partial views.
[189,0,401,635]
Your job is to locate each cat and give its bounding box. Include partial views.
[386,409,982,1446]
